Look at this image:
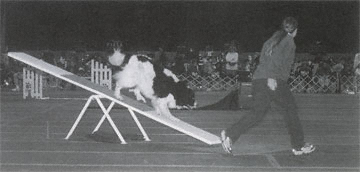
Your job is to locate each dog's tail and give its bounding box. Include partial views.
[108,48,125,66]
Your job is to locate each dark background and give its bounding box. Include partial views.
[1,1,359,53]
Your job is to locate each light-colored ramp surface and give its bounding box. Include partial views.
[7,52,221,145]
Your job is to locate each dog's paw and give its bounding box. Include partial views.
[161,114,179,121]
[115,94,124,100]
[168,115,180,121]
[138,97,146,103]
[130,88,146,103]
[135,95,146,103]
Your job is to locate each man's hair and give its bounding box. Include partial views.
[265,17,298,56]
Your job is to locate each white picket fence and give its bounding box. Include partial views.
[23,67,43,99]
[90,59,112,89]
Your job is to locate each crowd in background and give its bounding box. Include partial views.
[151,43,260,82]
[1,43,360,93]
[289,53,359,93]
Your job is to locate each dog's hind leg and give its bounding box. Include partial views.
[160,106,179,121]
[153,98,179,121]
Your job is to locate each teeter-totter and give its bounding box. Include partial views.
[7,52,221,145]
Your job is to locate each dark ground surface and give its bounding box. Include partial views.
[0,88,359,172]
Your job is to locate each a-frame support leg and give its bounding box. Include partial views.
[93,96,127,144]
[92,101,115,134]
[128,108,151,141]
[65,95,127,144]
[65,95,96,140]
[65,95,151,144]
[92,101,151,142]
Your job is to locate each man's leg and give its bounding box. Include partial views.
[225,79,271,143]
[273,80,304,149]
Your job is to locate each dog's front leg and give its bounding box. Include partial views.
[114,82,124,100]
[129,88,146,103]
[151,99,161,115]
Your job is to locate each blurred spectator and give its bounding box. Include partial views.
[293,61,302,75]
[153,47,165,65]
[244,55,252,72]
[316,60,332,92]
[204,45,213,54]
[249,53,260,74]
[9,59,25,91]
[172,54,185,75]
[296,61,313,78]
[185,48,198,62]
[354,53,360,76]
[332,60,344,93]
[202,57,215,76]
[225,45,239,77]
[165,53,176,70]
[312,60,319,77]
[332,60,344,73]
[214,53,225,77]
[186,59,199,76]
[322,56,335,66]
[57,53,68,89]
[197,51,206,75]
[1,54,12,87]
[41,51,57,65]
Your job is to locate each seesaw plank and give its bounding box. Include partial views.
[7,52,221,145]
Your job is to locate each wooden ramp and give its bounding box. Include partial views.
[7,52,221,145]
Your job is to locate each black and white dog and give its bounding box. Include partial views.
[108,49,196,120]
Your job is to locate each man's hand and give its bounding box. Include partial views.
[267,78,277,91]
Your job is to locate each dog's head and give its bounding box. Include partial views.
[173,81,196,109]
[108,48,125,66]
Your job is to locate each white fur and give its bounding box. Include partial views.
[109,50,179,121]
[163,68,180,82]
[108,49,125,66]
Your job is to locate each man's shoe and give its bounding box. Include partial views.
[221,130,233,155]
[292,143,315,155]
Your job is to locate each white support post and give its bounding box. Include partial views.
[65,95,95,140]
[92,101,115,134]
[65,95,127,144]
[91,97,151,142]
[128,108,151,141]
[93,96,127,144]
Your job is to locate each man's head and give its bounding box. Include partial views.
[282,17,298,33]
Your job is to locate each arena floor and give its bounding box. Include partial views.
[1,88,359,172]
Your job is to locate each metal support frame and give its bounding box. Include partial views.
[65,95,151,144]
